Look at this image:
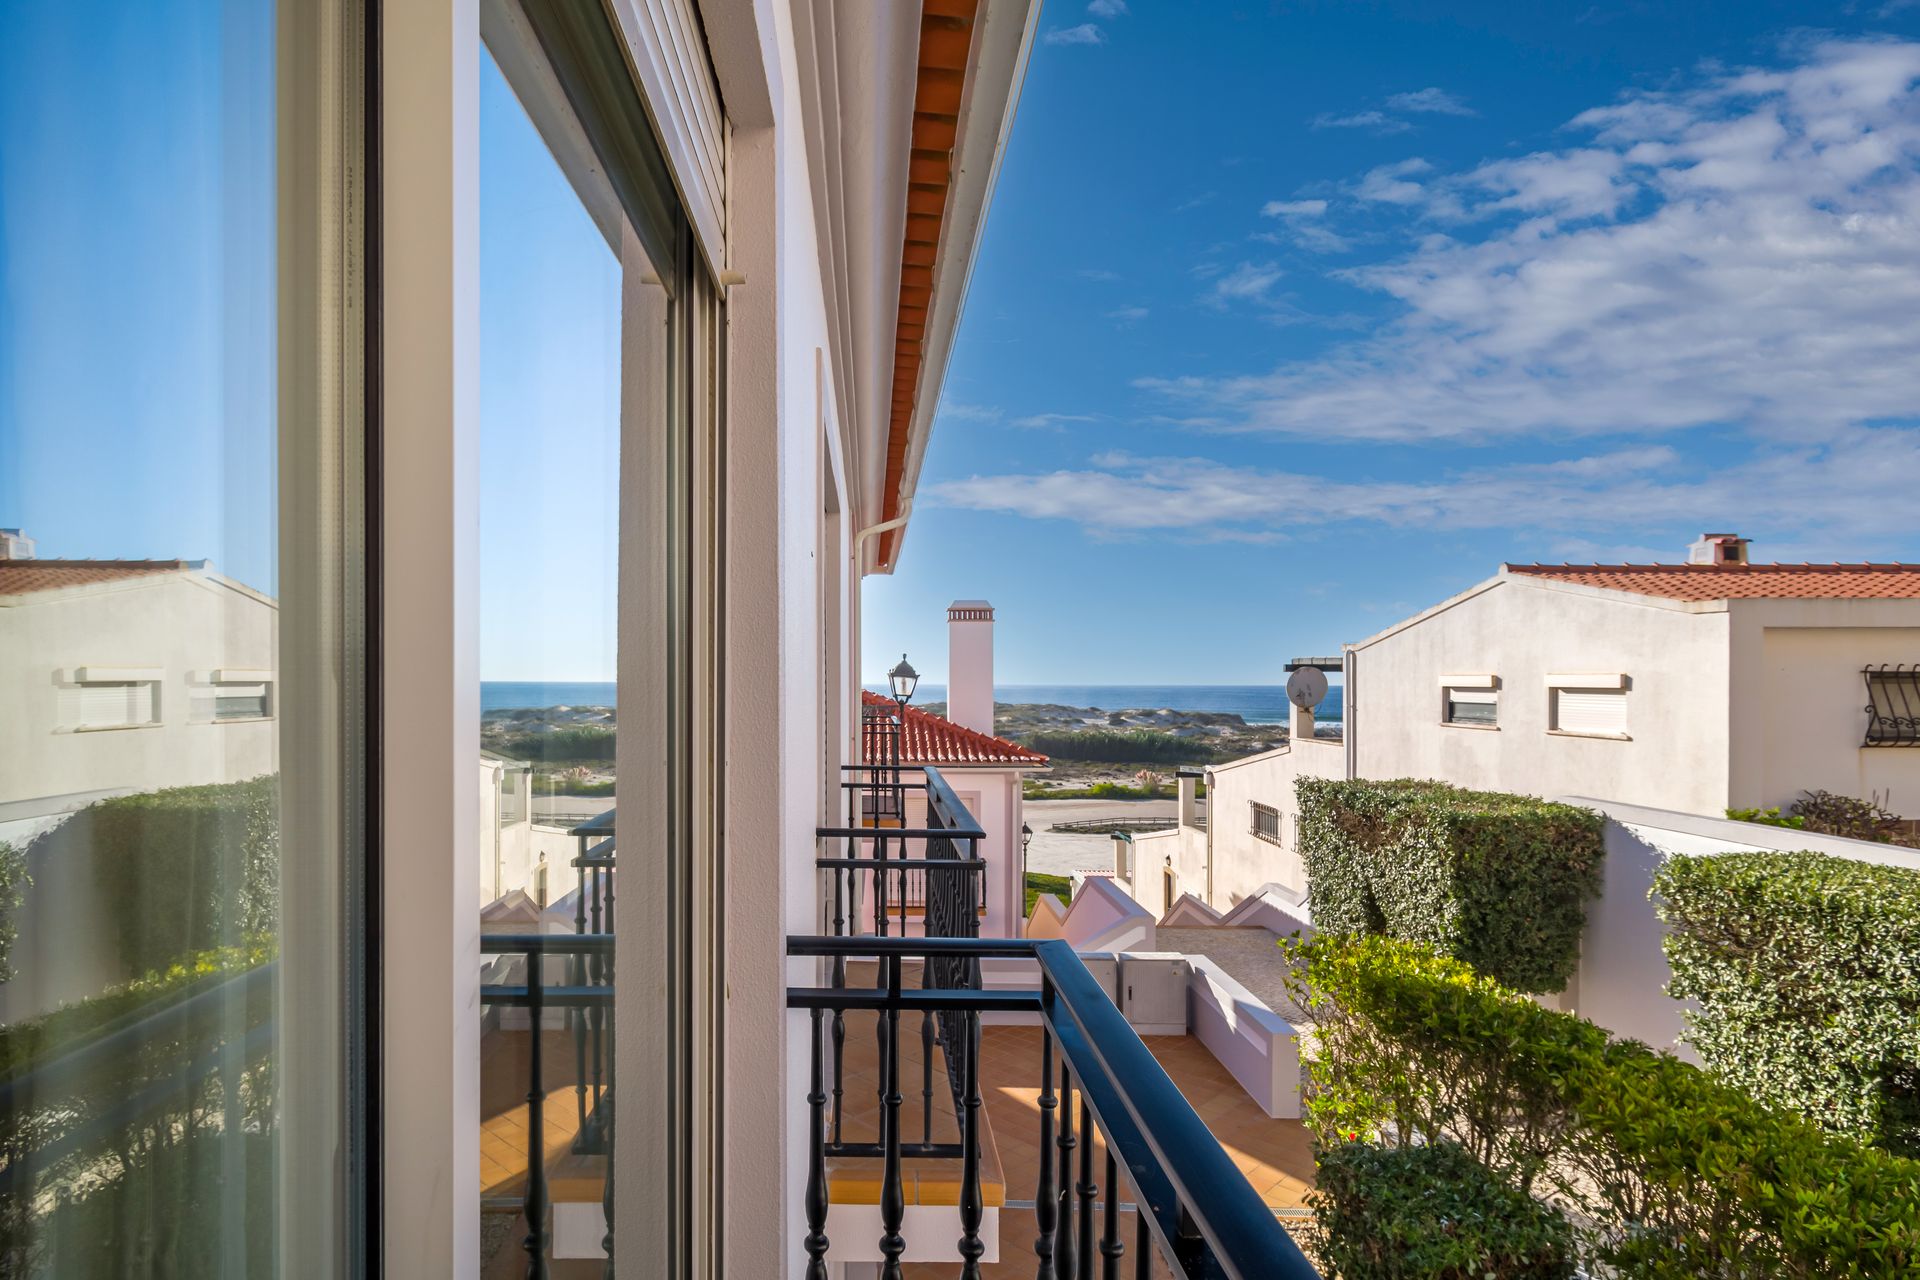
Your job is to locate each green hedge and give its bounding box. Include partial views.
[24,777,278,977]
[1295,778,1603,993]
[1656,851,1920,1156]
[0,839,26,982]
[1284,934,1920,1277]
[1312,1138,1575,1279]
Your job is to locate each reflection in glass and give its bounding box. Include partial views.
[0,2,361,1273]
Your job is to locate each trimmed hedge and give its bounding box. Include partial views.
[1656,851,1920,1156]
[25,777,278,977]
[0,839,26,982]
[1284,934,1920,1277]
[1312,1138,1574,1279]
[1295,778,1603,993]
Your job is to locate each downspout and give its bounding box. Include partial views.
[1344,646,1357,780]
[852,499,914,575]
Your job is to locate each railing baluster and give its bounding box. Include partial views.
[921,1008,935,1148]
[1078,1093,1096,1278]
[1055,1061,1077,1280]
[1035,1020,1058,1280]
[879,954,906,1278]
[804,1007,830,1279]
[523,951,550,1280]
[1100,1149,1124,1280]
[1135,1202,1149,1279]
[573,877,588,1139]
[957,1012,985,1279]
[601,949,616,1279]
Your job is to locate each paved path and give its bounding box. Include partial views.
[1023,797,1183,879]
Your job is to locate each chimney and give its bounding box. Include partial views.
[1687,533,1749,566]
[0,529,36,561]
[946,600,995,736]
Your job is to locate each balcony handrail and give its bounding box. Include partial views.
[814,823,987,841]
[1035,938,1317,1278]
[786,935,1319,1278]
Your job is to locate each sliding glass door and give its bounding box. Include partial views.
[0,1,371,1274]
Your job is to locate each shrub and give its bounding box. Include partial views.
[26,777,279,977]
[1789,788,1904,843]
[0,840,27,982]
[1655,851,1920,1155]
[1284,933,1920,1278]
[1295,778,1603,993]
[497,725,616,763]
[1725,805,1804,830]
[1312,1139,1575,1279]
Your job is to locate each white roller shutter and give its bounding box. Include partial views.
[1554,688,1627,736]
[68,681,156,729]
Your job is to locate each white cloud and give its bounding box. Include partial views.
[1087,0,1128,15]
[1009,412,1098,430]
[1386,87,1476,117]
[1150,39,1920,444]
[929,428,1920,550]
[1313,110,1411,134]
[1261,199,1329,217]
[1107,305,1150,322]
[1044,23,1105,46]
[940,402,1003,423]
[1209,262,1284,304]
[1260,197,1351,251]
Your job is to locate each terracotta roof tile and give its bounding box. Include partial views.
[1502,562,1920,602]
[0,560,195,597]
[861,690,1048,767]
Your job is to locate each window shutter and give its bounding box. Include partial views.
[1555,689,1627,735]
[74,682,151,728]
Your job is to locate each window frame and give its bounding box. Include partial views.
[1250,800,1283,845]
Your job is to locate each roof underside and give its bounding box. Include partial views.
[878,0,978,570]
[862,690,1048,766]
[1503,562,1920,601]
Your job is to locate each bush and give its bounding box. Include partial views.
[1312,1139,1575,1279]
[23,778,280,977]
[1295,779,1603,993]
[498,726,616,763]
[1789,788,1904,843]
[1655,851,1920,1155]
[1725,805,1804,830]
[0,839,27,982]
[1284,934,1920,1278]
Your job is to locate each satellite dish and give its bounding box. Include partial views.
[1286,667,1329,711]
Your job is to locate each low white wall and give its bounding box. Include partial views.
[1564,796,1920,1058]
[1186,956,1300,1120]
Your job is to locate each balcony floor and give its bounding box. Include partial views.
[895,1024,1316,1276]
[479,1024,608,1279]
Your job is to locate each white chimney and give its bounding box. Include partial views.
[1687,533,1749,566]
[946,600,995,736]
[0,529,36,561]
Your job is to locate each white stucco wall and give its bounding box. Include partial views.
[1727,600,1920,817]
[1352,578,1733,817]
[0,572,279,819]
[1205,739,1346,909]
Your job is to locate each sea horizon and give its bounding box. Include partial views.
[484,679,1342,724]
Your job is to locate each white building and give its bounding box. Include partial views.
[1121,535,1920,919]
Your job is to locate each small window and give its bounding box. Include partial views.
[1864,666,1919,746]
[212,682,272,721]
[1444,687,1498,727]
[65,680,160,730]
[1251,801,1282,844]
[1552,687,1628,737]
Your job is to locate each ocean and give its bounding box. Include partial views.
[483,680,1341,724]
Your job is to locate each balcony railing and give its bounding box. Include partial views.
[787,935,1318,1278]
[822,763,986,939]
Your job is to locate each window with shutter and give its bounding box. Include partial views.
[1553,688,1628,737]
[1444,687,1498,726]
[65,681,159,730]
[1251,801,1282,843]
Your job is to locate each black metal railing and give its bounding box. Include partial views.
[1865,664,1920,746]
[569,811,615,1155]
[482,932,615,1280]
[787,935,1319,1279]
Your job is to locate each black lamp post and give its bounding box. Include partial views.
[1021,822,1033,854]
[887,653,918,715]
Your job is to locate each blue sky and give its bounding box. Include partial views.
[7,4,1920,687]
[861,0,1920,684]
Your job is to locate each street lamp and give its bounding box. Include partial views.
[888,653,919,711]
[1021,822,1033,854]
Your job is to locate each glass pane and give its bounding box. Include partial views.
[0,2,362,1274]
[476,42,641,1274]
